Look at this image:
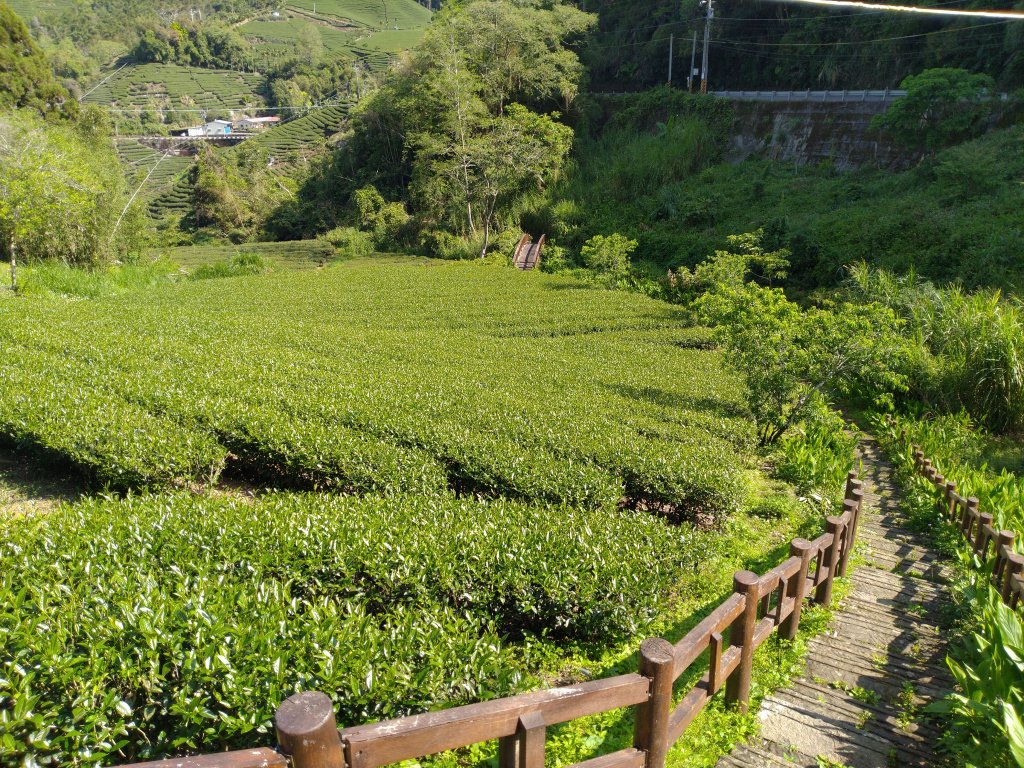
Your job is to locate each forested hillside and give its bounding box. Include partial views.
[584,0,1024,90]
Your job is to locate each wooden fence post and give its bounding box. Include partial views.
[724,571,760,714]
[1003,553,1024,604]
[781,539,813,641]
[961,497,980,539]
[633,638,675,768]
[975,513,994,556]
[843,470,858,502]
[993,531,1015,590]
[814,517,844,607]
[500,712,546,768]
[275,692,346,768]
[945,481,958,522]
[837,498,859,577]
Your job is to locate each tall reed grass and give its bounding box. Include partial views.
[849,264,1024,432]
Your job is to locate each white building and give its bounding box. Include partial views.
[235,116,282,131]
[184,119,233,137]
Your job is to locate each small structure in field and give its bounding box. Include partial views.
[236,116,282,131]
[513,234,545,270]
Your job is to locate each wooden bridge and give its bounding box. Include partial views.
[118,430,999,768]
[513,234,545,270]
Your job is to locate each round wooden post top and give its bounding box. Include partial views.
[275,692,344,768]
[733,570,759,592]
[639,637,675,665]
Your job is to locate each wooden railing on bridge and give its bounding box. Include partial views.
[119,474,865,768]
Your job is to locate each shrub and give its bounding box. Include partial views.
[323,226,374,258]
[581,233,636,285]
[191,252,271,280]
[872,68,996,151]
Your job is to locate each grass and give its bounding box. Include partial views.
[151,239,337,270]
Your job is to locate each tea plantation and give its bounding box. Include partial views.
[287,0,431,30]
[82,63,265,113]
[0,264,752,511]
[0,263,808,766]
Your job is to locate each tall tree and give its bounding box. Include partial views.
[0,1,77,119]
[0,112,136,288]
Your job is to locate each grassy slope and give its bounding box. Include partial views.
[551,117,1024,291]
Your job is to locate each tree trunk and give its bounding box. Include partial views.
[8,235,15,292]
[479,216,490,259]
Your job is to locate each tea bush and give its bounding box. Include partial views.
[0,490,699,764]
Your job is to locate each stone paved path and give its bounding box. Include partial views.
[717,436,956,768]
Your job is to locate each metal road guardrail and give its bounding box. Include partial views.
[711,89,907,103]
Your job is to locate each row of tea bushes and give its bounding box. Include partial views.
[0,265,754,513]
[0,490,699,764]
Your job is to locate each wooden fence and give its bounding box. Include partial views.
[120,473,866,768]
[909,437,1024,606]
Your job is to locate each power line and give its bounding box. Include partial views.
[760,0,1024,19]
[586,15,1008,49]
[718,18,1010,45]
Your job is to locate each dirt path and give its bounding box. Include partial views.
[718,436,956,767]
[0,449,83,517]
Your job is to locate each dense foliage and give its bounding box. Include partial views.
[0,111,142,285]
[275,0,592,252]
[872,67,998,151]
[536,91,1024,290]
[584,0,1024,91]
[850,265,1024,433]
[0,1,75,118]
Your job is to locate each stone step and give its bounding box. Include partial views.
[773,680,943,745]
[719,742,821,768]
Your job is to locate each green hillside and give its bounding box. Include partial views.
[82,63,265,116]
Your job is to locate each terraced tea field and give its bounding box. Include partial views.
[82,63,265,115]
[115,140,194,200]
[5,0,74,19]
[240,10,424,72]
[240,17,362,62]
[287,0,431,30]
[245,103,351,153]
[0,264,753,511]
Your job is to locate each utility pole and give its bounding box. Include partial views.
[688,30,697,92]
[667,33,673,85]
[700,0,713,94]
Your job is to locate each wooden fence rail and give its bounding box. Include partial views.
[119,474,865,768]
[905,430,1024,606]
